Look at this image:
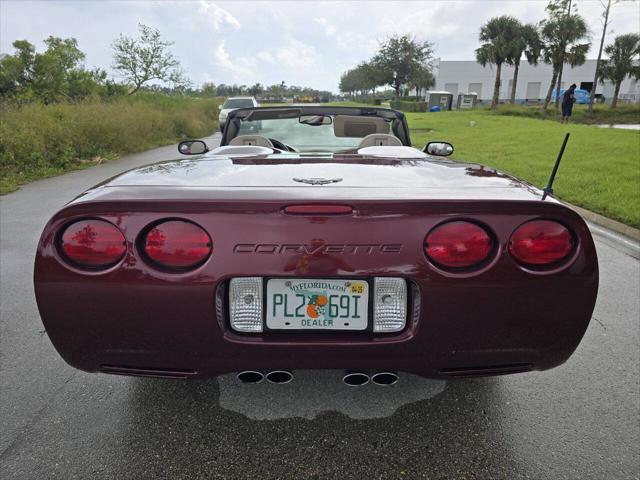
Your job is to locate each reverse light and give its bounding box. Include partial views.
[509,220,573,266]
[60,219,126,269]
[143,220,211,270]
[373,277,407,332]
[424,221,493,269]
[229,277,264,332]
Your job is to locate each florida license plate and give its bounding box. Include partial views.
[266,278,369,330]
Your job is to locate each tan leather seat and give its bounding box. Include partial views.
[357,133,403,148]
[229,135,274,148]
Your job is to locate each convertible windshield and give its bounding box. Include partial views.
[237,116,393,153]
[223,99,254,109]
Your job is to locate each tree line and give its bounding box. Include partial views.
[340,35,435,99]
[209,81,332,102]
[0,24,332,105]
[476,0,639,111]
[339,0,639,110]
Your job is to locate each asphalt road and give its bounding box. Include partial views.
[1,135,639,480]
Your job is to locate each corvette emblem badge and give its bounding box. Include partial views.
[293,177,343,185]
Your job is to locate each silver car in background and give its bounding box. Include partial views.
[218,96,259,131]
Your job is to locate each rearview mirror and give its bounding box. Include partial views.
[424,141,454,156]
[218,105,223,110]
[299,115,332,126]
[178,140,209,155]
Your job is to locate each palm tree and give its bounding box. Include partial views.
[599,33,640,109]
[509,23,542,104]
[540,14,590,112]
[475,16,521,109]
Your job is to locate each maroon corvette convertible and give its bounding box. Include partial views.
[34,106,598,385]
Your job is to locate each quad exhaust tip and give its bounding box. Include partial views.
[342,372,370,387]
[237,370,397,386]
[237,370,264,384]
[266,370,293,384]
[371,371,399,386]
[237,370,293,384]
[343,371,399,386]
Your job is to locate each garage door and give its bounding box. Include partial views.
[444,83,459,96]
[526,82,541,100]
[468,82,483,98]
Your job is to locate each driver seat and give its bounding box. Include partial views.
[357,134,402,148]
[229,135,274,148]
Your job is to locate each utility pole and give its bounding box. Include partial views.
[554,0,573,109]
[588,0,613,113]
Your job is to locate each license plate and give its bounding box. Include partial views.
[266,278,369,330]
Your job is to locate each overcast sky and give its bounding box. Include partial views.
[1,0,639,92]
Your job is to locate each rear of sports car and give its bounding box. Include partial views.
[34,171,599,380]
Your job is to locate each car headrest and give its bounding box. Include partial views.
[229,135,274,148]
[357,134,403,148]
[211,145,274,156]
[333,115,389,138]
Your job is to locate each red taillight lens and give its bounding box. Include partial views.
[509,220,573,266]
[143,220,212,269]
[425,221,493,269]
[60,219,126,268]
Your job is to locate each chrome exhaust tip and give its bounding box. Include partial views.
[265,370,293,384]
[342,371,370,387]
[237,370,264,384]
[371,371,399,386]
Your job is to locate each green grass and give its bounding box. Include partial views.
[0,93,219,194]
[406,109,640,227]
[491,103,640,125]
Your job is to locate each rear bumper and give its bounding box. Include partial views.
[34,199,599,379]
[36,271,597,379]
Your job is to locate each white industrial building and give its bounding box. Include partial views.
[433,59,639,104]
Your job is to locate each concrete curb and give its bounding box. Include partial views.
[567,202,640,242]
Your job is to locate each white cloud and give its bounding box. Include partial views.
[274,37,318,70]
[198,1,240,30]
[314,17,336,36]
[2,1,640,92]
[213,41,256,80]
[256,50,275,63]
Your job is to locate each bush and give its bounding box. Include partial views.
[389,100,428,112]
[0,93,219,193]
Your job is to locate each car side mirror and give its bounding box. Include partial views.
[424,141,454,156]
[178,140,209,155]
[218,105,223,110]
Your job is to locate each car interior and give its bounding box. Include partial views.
[225,114,405,154]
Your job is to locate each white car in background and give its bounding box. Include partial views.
[218,96,259,132]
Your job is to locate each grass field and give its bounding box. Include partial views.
[406,109,640,227]
[0,94,219,194]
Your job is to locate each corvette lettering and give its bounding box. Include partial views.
[233,243,403,254]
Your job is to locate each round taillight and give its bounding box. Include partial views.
[509,220,573,266]
[424,221,493,269]
[60,219,126,268]
[143,220,212,269]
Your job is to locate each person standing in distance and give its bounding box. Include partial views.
[562,84,577,124]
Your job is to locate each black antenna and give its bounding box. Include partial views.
[542,133,570,201]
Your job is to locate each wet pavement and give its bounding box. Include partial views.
[1,134,638,479]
